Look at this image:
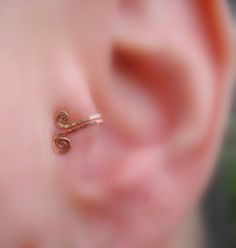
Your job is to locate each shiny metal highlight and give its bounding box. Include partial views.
[53,111,103,154]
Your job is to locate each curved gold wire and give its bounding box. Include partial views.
[53,111,103,154]
[54,135,71,154]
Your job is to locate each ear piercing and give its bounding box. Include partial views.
[53,111,103,154]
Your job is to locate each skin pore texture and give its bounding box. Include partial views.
[0,0,234,247]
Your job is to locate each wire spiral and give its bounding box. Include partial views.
[53,135,71,154]
[56,111,70,129]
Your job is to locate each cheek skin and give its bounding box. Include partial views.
[0,1,119,247]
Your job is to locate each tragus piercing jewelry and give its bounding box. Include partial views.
[53,111,103,154]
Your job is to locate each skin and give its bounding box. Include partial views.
[0,0,234,247]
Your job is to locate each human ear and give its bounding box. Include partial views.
[60,1,234,247]
[89,0,233,245]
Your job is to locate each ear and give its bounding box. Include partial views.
[63,0,234,246]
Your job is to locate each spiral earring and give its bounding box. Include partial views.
[53,111,103,154]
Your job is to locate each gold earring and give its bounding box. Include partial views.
[53,111,103,154]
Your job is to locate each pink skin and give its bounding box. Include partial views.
[0,1,234,247]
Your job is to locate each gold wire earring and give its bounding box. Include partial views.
[53,111,103,154]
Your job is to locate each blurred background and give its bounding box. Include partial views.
[203,2,236,247]
[203,89,236,248]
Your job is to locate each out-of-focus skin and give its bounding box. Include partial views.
[0,1,234,247]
